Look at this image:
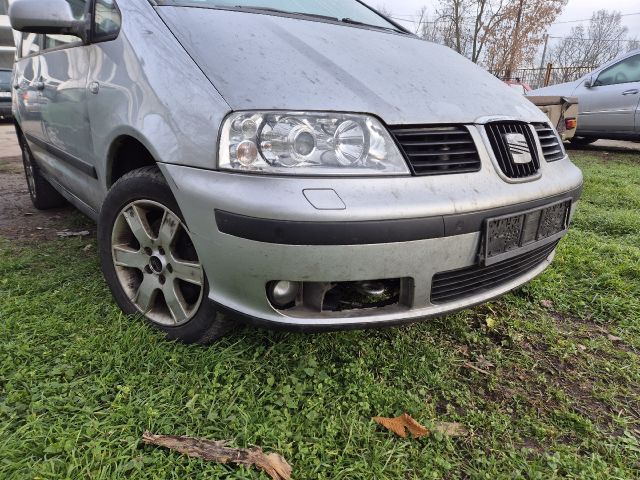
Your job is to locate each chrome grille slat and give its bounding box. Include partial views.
[533,123,565,162]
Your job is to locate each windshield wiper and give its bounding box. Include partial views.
[233,6,340,22]
[340,17,406,34]
[231,6,406,33]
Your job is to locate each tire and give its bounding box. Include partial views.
[569,136,598,146]
[19,134,67,210]
[98,166,236,344]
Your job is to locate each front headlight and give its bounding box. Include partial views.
[218,111,410,175]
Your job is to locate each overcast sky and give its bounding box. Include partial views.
[379,0,640,39]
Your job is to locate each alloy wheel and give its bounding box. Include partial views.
[111,200,204,326]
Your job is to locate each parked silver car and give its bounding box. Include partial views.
[10,0,583,343]
[531,49,640,145]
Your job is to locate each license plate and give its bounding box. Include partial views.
[481,200,572,265]
[0,92,11,98]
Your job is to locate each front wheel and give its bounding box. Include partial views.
[98,166,236,344]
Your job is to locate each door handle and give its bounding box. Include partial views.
[622,89,639,95]
[34,81,45,91]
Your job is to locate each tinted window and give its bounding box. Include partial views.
[44,34,82,50]
[21,33,42,57]
[156,0,398,30]
[67,0,89,19]
[597,55,640,86]
[94,0,122,40]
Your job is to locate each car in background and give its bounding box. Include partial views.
[530,49,640,145]
[0,67,13,120]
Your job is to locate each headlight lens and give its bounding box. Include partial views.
[219,112,409,175]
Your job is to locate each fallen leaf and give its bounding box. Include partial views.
[433,422,469,438]
[373,413,429,439]
[577,344,587,352]
[82,244,94,252]
[541,300,554,309]
[485,317,497,329]
[608,334,623,342]
[142,432,292,480]
[57,230,90,238]
[475,356,495,370]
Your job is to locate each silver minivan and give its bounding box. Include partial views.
[10,0,583,343]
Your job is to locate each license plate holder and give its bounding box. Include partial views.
[0,92,11,98]
[481,199,572,266]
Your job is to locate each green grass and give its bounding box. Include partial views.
[1,151,639,479]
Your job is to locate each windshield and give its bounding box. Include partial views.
[0,70,12,85]
[156,0,399,31]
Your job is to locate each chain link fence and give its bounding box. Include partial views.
[492,65,597,90]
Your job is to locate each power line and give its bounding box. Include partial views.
[549,36,639,43]
[552,11,640,25]
[390,10,640,26]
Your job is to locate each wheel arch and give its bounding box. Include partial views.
[106,134,165,189]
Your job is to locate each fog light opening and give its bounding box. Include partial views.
[268,281,301,309]
[322,279,401,312]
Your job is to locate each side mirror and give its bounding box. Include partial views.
[9,0,86,39]
[584,76,595,89]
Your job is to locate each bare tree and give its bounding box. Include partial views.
[375,4,394,19]
[548,10,640,80]
[416,0,515,64]
[469,0,509,63]
[484,0,567,77]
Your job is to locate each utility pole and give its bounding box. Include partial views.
[537,33,550,88]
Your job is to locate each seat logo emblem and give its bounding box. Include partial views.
[504,133,532,164]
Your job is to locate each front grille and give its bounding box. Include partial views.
[431,241,558,304]
[485,122,540,179]
[533,123,565,162]
[390,125,481,176]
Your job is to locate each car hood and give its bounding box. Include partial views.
[158,7,547,125]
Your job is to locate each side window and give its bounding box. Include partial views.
[93,0,122,41]
[21,33,42,57]
[45,34,82,50]
[597,55,640,86]
[67,0,90,19]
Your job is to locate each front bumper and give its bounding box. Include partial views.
[159,145,583,329]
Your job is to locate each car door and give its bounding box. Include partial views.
[13,33,46,141]
[577,54,640,135]
[37,0,99,209]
